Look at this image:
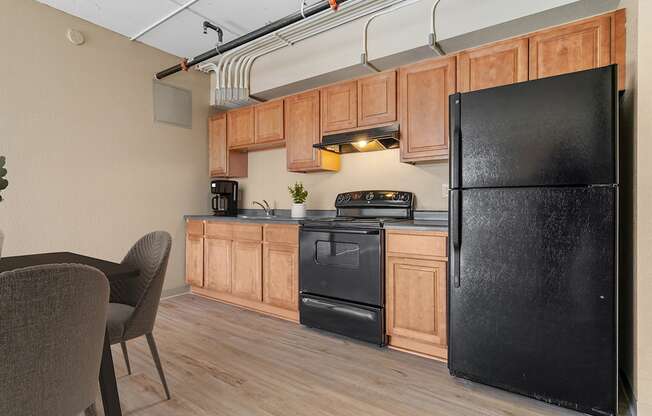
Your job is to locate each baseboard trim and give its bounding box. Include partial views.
[162,285,191,299]
[620,369,637,416]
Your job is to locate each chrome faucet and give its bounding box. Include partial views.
[252,200,274,217]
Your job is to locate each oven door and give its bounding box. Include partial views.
[299,227,383,306]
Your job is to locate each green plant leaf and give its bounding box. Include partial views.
[0,178,7,191]
[0,156,5,168]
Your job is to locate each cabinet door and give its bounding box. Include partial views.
[358,71,397,127]
[399,57,456,162]
[387,257,447,358]
[208,113,228,177]
[457,38,528,92]
[263,243,298,311]
[204,237,231,293]
[529,15,611,81]
[186,234,204,288]
[231,241,263,301]
[254,100,284,144]
[321,81,358,133]
[227,107,255,148]
[285,90,322,171]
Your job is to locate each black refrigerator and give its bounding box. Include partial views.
[448,65,618,416]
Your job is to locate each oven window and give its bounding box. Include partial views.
[315,240,360,268]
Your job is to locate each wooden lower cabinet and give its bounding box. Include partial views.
[203,236,231,293]
[188,220,299,322]
[263,242,298,311]
[185,221,204,288]
[386,230,449,361]
[231,240,263,301]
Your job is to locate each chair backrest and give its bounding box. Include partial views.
[0,264,109,416]
[119,231,172,340]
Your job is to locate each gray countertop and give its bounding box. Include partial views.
[384,220,448,232]
[185,210,448,231]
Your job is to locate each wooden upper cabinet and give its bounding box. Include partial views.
[321,81,358,133]
[254,99,284,145]
[285,90,339,172]
[457,38,529,92]
[399,56,456,163]
[358,71,397,127]
[529,14,611,82]
[227,107,255,149]
[208,113,228,177]
[208,113,247,178]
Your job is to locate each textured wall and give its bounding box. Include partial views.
[0,0,210,295]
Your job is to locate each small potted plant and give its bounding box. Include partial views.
[0,156,7,257]
[288,181,308,218]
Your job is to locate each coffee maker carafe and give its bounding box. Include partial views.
[211,180,238,217]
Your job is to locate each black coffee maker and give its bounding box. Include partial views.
[211,180,238,217]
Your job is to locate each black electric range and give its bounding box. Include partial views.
[299,191,414,345]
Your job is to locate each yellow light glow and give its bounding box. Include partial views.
[355,140,368,148]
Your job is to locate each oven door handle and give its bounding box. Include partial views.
[301,228,380,235]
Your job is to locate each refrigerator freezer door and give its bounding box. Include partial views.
[454,66,617,189]
[448,186,617,416]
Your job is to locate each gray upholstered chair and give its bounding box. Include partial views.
[108,231,172,400]
[0,264,109,416]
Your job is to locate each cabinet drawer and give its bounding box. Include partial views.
[386,231,447,258]
[264,224,299,245]
[186,220,204,236]
[205,222,233,239]
[233,224,263,241]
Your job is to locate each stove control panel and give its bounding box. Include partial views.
[335,191,414,208]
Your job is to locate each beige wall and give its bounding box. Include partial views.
[0,1,210,294]
[237,148,448,211]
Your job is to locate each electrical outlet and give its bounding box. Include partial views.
[442,184,449,199]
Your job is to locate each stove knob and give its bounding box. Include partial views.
[401,193,410,201]
[392,193,400,201]
[366,192,374,201]
[344,194,352,202]
[336,194,344,203]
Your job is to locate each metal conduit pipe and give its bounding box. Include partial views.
[429,0,446,55]
[218,0,385,103]
[237,0,393,92]
[205,0,408,105]
[155,0,350,79]
[361,0,426,72]
[237,0,405,97]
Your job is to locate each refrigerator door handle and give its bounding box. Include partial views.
[450,189,461,288]
[449,93,462,189]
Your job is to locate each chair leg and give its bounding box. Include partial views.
[120,341,132,375]
[146,332,171,400]
[83,402,97,416]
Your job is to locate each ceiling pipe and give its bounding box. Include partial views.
[361,0,425,73]
[201,0,409,106]
[237,0,405,102]
[429,0,446,55]
[131,0,201,41]
[203,0,386,105]
[155,0,349,80]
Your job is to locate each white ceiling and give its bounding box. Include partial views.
[37,0,588,60]
[36,0,323,58]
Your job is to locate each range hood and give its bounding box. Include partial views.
[313,124,400,154]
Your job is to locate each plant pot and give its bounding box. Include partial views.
[291,203,306,218]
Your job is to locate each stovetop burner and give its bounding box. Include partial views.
[301,191,415,230]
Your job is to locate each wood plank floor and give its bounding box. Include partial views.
[98,294,614,416]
